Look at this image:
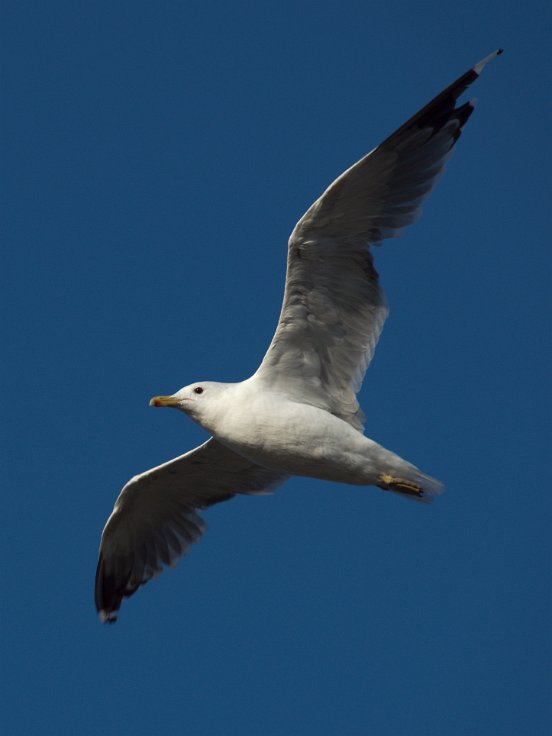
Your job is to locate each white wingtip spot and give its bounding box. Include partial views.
[473,48,503,76]
[98,609,117,624]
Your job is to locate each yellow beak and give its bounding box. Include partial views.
[149,395,181,407]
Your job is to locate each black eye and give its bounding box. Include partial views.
[193,387,204,394]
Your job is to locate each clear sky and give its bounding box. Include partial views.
[2,1,550,734]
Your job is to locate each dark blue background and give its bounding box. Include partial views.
[2,1,550,734]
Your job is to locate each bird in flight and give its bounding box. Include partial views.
[96,50,502,622]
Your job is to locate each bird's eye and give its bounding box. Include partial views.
[193,387,204,394]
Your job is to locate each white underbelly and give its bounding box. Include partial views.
[212,400,394,485]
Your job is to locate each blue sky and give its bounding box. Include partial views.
[2,1,550,734]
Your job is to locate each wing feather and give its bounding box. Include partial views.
[95,438,287,622]
[255,51,501,430]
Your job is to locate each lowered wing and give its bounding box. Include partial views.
[96,438,287,622]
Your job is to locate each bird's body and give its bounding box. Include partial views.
[185,378,436,491]
[95,50,502,622]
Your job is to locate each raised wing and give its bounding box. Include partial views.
[95,438,287,622]
[255,50,502,431]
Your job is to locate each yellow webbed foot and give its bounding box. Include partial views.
[378,473,424,498]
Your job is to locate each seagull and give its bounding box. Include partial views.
[95,50,502,622]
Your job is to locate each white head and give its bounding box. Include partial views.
[149,381,230,426]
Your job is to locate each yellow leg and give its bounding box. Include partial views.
[378,473,424,498]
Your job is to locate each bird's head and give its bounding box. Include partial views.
[149,381,229,426]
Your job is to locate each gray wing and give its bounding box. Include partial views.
[255,50,502,431]
[95,438,287,622]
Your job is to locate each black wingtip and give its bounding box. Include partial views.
[380,47,502,153]
[95,556,122,624]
